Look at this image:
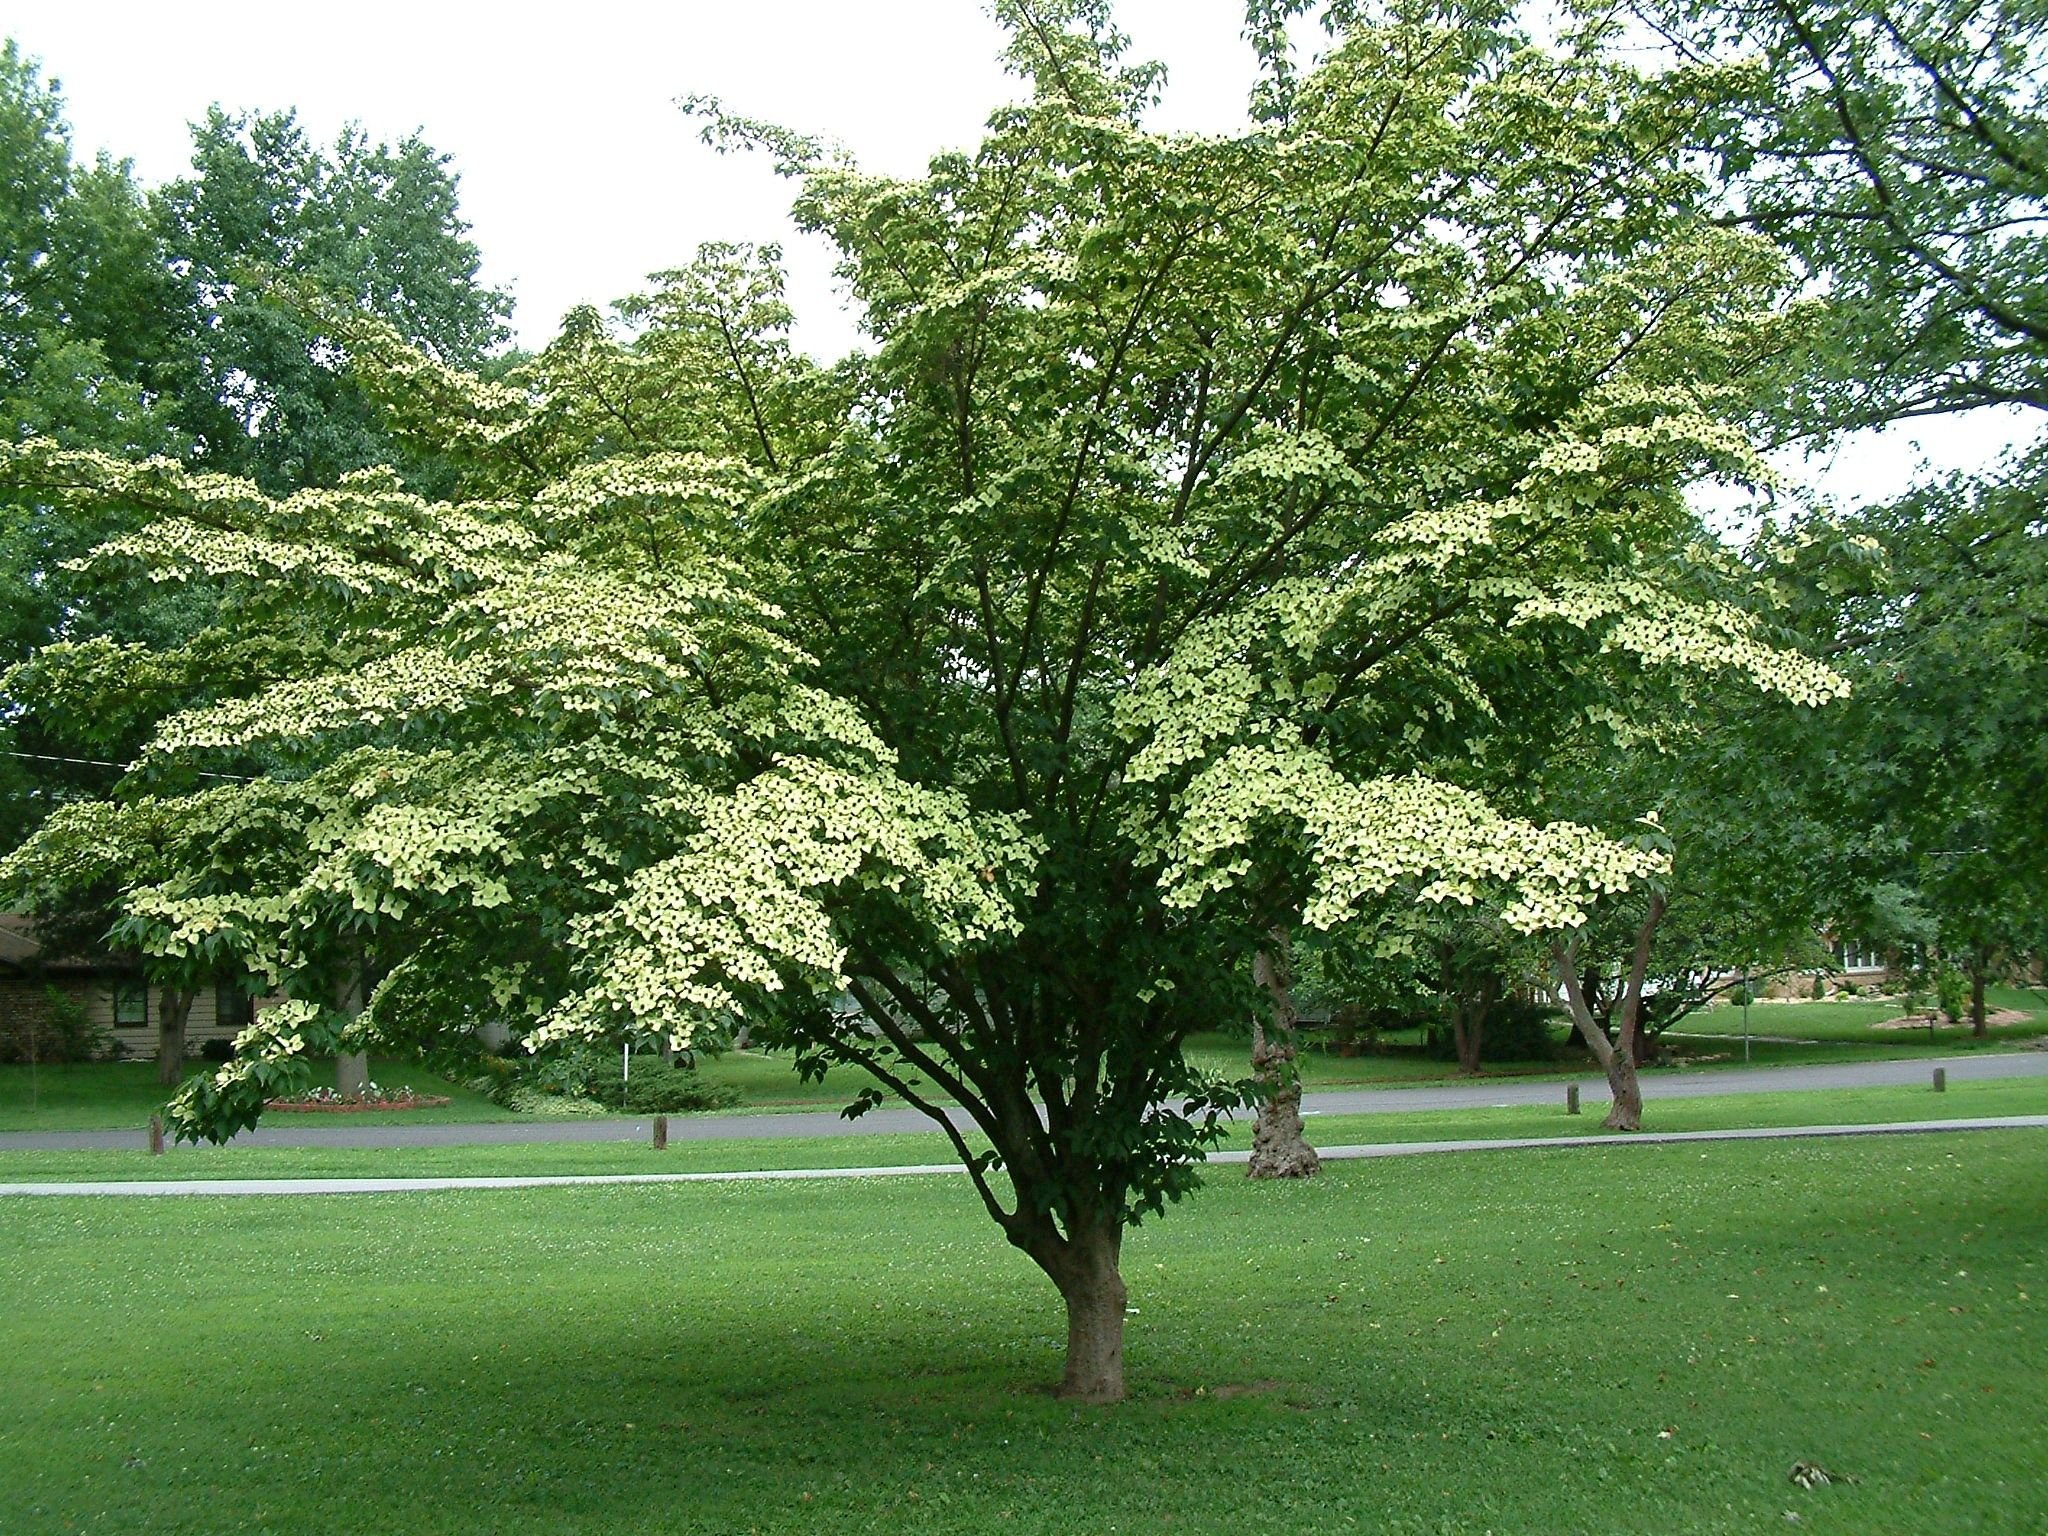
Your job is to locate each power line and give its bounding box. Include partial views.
[3,749,253,782]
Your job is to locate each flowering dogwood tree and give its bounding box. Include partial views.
[2,2,1843,1400]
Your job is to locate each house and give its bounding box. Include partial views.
[0,914,258,1062]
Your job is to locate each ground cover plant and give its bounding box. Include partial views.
[2,1074,2042,1183]
[3,1130,2043,1534]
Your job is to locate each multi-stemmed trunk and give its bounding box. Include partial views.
[1554,895,1666,1133]
[1248,925,1320,1179]
[1440,949,1499,1077]
[155,987,193,1087]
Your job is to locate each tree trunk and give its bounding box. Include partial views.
[1449,969,1497,1076]
[333,968,368,1098]
[1452,1004,1478,1075]
[1248,925,1319,1179]
[1970,953,1988,1038]
[1038,1223,1127,1403]
[1597,1038,1643,1131]
[1555,941,1644,1132]
[156,987,193,1087]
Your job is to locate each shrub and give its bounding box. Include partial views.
[623,1066,741,1114]
[0,987,117,1064]
[499,1085,613,1117]
[1935,965,1969,1026]
[1423,997,1560,1063]
[199,1038,235,1063]
[1487,999,1561,1061]
[1326,1001,1431,1057]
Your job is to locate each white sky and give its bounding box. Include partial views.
[2,0,2031,508]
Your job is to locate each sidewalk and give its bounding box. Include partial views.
[5,1114,2042,1196]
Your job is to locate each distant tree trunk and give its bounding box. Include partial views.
[1630,1006,1656,1067]
[333,968,368,1098]
[1248,925,1319,1179]
[156,987,193,1086]
[1441,945,1497,1076]
[1553,895,1666,1133]
[1967,951,1988,1037]
[1031,1220,1127,1403]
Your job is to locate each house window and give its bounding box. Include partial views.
[215,984,255,1033]
[112,980,148,1027]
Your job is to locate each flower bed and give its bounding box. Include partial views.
[264,1083,450,1113]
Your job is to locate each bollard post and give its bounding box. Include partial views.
[653,1113,669,1150]
[1566,1083,1580,1116]
[148,1114,164,1156]
[1932,1068,1946,1094]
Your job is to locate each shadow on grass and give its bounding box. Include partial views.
[7,1142,2045,1535]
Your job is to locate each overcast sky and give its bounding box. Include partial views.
[2,0,2029,511]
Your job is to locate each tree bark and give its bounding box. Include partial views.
[1969,952,1988,1038]
[1032,1222,1127,1403]
[333,968,368,1098]
[1443,954,1497,1076]
[1555,937,1647,1133]
[1059,1234,1127,1404]
[1248,925,1319,1179]
[156,987,193,1087]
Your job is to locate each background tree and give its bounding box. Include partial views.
[1,48,511,917]
[1763,467,2048,1032]
[153,107,513,492]
[0,41,199,853]
[1639,0,2048,1007]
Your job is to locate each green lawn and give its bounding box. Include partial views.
[0,1057,516,1133]
[2,1073,2041,1184]
[4,1130,2043,1534]
[1676,984,2048,1045]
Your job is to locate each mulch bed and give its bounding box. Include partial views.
[263,1095,451,1113]
[1869,1009,2030,1032]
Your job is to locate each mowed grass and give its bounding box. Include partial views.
[1678,985,2048,1046]
[0,1058,515,1133]
[1,1074,2044,1184]
[3,1131,2044,1535]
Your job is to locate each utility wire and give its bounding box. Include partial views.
[2,749,252,782]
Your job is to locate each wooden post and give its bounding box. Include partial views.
[148,1115,164,1156]
[653,1114,668,1150]
[1932,1068,1946,1093]
[1566,1082,1580,1116]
